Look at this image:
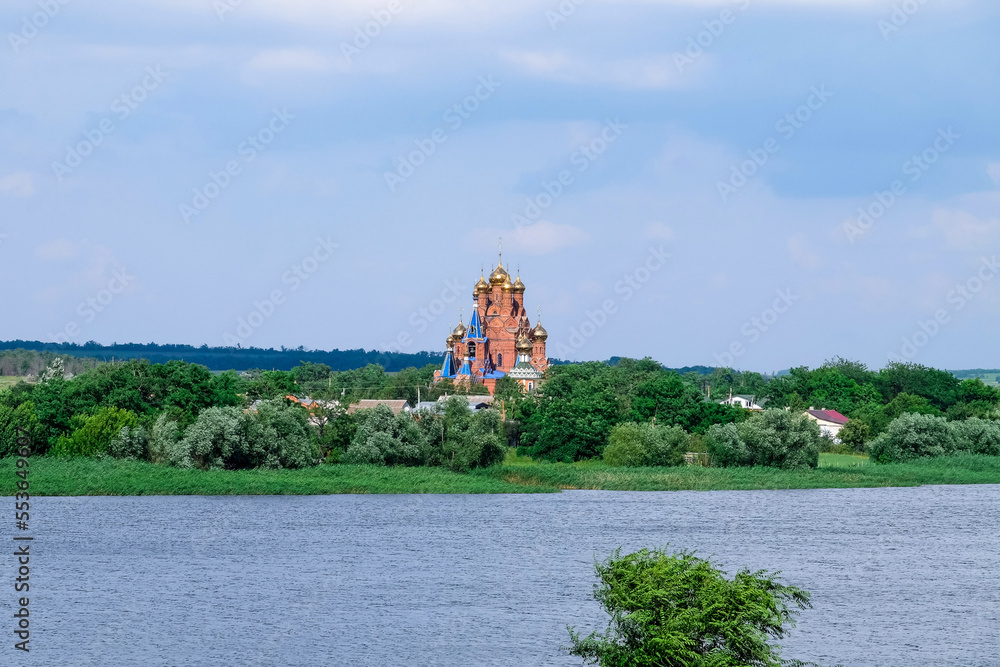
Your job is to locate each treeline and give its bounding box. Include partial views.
[505,357,1000,468]
[0,341,443,372]
[0,358,494,467]
[0,350,99,378]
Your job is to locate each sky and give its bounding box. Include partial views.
[1,0,998,372]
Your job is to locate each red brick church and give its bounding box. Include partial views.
[433,250,548,394]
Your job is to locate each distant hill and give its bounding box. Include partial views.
[0,340,443,373]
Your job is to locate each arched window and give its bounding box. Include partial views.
[467,342,476,358]
[497,353,503,367]
[528,382,534,391]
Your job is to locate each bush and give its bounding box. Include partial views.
[948,417,1000,456]
[176,401,318,470]
[342,404,425,466]
[603,423,688,467]
[0,402,43,457]
[49,406,140,457]
[706,409,820,469]
[147,413,189,466]
[568,546,812,667]
[107,425,148,460]
[838,418,871,452]
[867,412,956,464]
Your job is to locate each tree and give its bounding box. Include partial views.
[50,406,140,457]
[837,418,871,453]
[867,413,956,464]
[603,422,688,467]
[568,546,813,667]
[706,409,821,469]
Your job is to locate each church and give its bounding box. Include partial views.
[434,251,548,394]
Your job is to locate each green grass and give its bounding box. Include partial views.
[483,453,1000,491]
[0,376,27,389]
[0,457,555,496]
[3,453,999,496]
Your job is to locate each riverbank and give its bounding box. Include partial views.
[3,453,1000,495]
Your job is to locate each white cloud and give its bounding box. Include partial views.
[469,221,590,256]
[788,234,823,270]
[245,48,336,74]
[0,171,37,198]
[501,51,688,90]
[928,208,999,250]
[644,222,675,241]
[988,162,1000,187]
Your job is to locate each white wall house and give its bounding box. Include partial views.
[719,395,765,411]
[804,408,850,439]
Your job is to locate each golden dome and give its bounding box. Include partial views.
[452,320,466,338]
[501,276,513,292]
[512,273,525,293]
[515,334,534,352]
[532,321,548,340]
[489,262,510,285]
[474,275,490,296]
[446,333,456,347]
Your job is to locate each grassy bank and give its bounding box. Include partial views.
[483,453,1000,491]
[0,457,555,496]
[2,453,999,496]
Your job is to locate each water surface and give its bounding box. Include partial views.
[18,485,1000,666]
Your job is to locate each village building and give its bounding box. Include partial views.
[434,250,548,395]
[804,408,850,438]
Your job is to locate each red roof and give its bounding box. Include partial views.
[806,409,849,425]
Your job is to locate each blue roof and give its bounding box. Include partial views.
[465,306,485,341]
[483,370,506,379]
[439,350,454,378]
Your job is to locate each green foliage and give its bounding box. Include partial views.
[177,400,318,470]
[706,409,821,469]
[0,401,44,457]
[343,404,426,466]
[107,425,148,460]
[568,546,812,667]
[837,418,871,453]
[50,406,140,458]
[416,398,508,472]
[867,412,956,464]
[603,423,688,468]
[951,417,1000,456]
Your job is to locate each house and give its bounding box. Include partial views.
[804,408,849,438]
[346,399,412,416]
[413,395,494,414]
[719,394,766,411]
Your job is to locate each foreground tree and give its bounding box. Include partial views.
[569,547,814,667]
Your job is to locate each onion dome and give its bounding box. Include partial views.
[501,276,514,293]
[489,262,510,285]
[474,274,490,296]
[532,320,548,341]
[515,334,534,352]
[446,333,456,347]
[511,272,525,294]
[452,320,466,338]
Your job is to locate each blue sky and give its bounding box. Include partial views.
[1,0,998,371]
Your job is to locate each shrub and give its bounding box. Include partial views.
[107,425,148,460]
[603,423,688,467]
[148,413,189,466]
[342,404,425,466]
[838,418,871,452]
[0,402,43,457]
[177,401,318,470]
[949,417,1000,456]
[705,409,820,469]
[49,406,140,457]
[867,412,956,464]
[568,546,812,667]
